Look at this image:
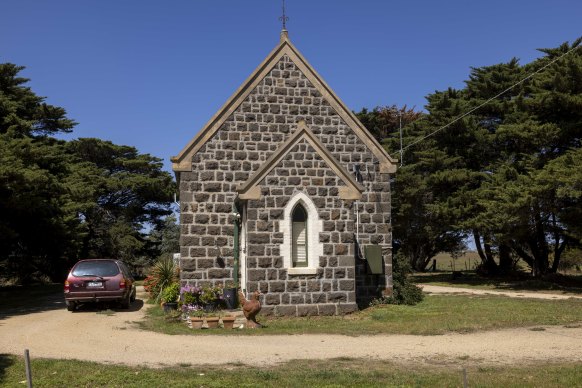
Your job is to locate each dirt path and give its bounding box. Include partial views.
[1,290,581,368]
[421,285,582,300]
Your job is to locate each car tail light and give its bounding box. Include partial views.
[120,279,126,290]
[64,281,70,293]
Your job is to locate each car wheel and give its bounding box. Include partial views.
[120,294,131,309]
[66,301,76,312]
[130,287,136,302]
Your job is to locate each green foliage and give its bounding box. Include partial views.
[0,63,176,284]
[0,63,76,137]
[372,252,424,305]
[148,256,179,302]
[199,285,224,309]
[363,38,582,276]
[356,105,466,271]
[161,282,180,303]
[558,248,582,271]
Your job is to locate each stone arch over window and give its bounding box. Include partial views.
[281,192,323,275]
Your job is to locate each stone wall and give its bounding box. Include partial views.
[178,54,392,315]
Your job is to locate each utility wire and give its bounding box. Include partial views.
[400,43,581,155]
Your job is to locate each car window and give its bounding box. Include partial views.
[72,261,120,277]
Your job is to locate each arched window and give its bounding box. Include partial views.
[281,192,323,275]
[292,204,308,267]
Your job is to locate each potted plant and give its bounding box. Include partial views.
[221,313,236,329]
[188,307,205,329]
[205,315,220,329]
[161,282,180,313]
[200,285,224,312]
[223,281,238,310]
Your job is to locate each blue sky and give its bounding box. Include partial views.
[1,1,580,172]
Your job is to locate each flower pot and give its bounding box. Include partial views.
[221,316,236,329]
[205,316,220,329]
[223,288,238,310]
[190,317,204,329]
[163,302,178,313]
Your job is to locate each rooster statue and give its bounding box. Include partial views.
[238,289,262,328]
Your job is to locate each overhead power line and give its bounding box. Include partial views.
[400,43,582,155]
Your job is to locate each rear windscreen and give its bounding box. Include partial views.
[72,261,120,277]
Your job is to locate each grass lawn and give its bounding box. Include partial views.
[138,294,582,336]
[1,355,581,387]
[412,272,582,295]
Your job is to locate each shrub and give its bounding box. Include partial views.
[558,248,582,272]
[146,255,179,302]
[161,282,180,303]
[372,252,424,306]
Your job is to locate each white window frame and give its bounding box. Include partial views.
[280,192,322,275]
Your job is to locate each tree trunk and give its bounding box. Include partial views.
[473,230,498,274]
[498,244,513,274]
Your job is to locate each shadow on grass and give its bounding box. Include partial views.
[412,271,582,294]
[0,354,15,385]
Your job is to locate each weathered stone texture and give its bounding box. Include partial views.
[179,54,392,315]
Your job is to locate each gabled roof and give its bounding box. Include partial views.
[171,31,398,173]
[237,121,364,200]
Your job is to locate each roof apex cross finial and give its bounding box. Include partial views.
[279,0,289,32]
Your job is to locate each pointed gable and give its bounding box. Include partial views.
[171,32,397,174]
[237,121,364,200]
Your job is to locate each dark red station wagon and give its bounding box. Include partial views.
[64,259,136,311]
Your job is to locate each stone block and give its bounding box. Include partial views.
[248,233,270,244]
[338,303,359,315]
[207,226,221,235]
[204,182,222,192]
[248,269,266,281]
[269,281,286,293]
[275,305,297,316]
[334,268,346,278]
[290,294,305,304]
[208,269,230,279]
[335,244,347,255]
[259,306,275,316]
[190,248,206,257]
[297,305,318,317]
[286,280,300,292]
[328,292,347,302]
[195,214,210,224]
[197,258,215,269]
[181,259,196,271]
[307,280,321,292]
[311,293,326,304]
[181,235,199,246]
[318,304,337,316]
[267,269,278,280]
[265,294,281,305]
[339,279,355,291]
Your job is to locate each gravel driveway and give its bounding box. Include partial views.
[1,289,581,368]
